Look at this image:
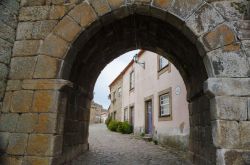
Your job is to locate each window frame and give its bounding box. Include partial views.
[157,55,171,77]
[158,88,172,121]
[129,70,135,91]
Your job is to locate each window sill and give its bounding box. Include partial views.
[158,115,172,121]
[158,64,171,78]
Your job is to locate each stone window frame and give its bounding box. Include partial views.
[129,70,135,91]
[158,87,172,121]
[123,106,128,122]
[157,55,171,78]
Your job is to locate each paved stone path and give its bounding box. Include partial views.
[72,124,192,165]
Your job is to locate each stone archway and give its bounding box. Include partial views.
[0,0,249,165]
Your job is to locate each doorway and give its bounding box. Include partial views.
[145,100,153,135]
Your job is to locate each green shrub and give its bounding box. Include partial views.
[116,121,123,133]
[140,132,145,137]
[108,120,119,131]
[105,116,112,126]
[118,121,133,134]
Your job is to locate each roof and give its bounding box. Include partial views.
[109,50,145,88]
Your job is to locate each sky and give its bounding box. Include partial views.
[93,50,140,109]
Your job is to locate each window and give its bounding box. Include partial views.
[159,93,170,117]
[118,87,122,97]
[129,70,135,90]
[124,108,128,121]
[159,56,169,70]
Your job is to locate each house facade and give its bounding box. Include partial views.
[90,101,104,124]
[109,50,189,149]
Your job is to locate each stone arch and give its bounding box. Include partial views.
[0,0,249,165]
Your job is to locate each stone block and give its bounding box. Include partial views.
[33,55,62,78]
[205,44,249,77]
[34,113,58,133]
[0,63,8,80]
[16,22,33,40]
[7,133,28,155]
[248,98,250,120]
[19,6,50,21]
[10,90,34,113]
[202,24,236,51]
[107,0,125,9]
[89,0,111,16]
[6,80,22,91]
[168,0,203,20]
[54,16,81,42]
[32,20,58,39]
[0,21,15,43]
[0,132,10,152]
[210,96,248,121]
[22,79,72,90]
[49,5,66,20]
[212,120,240,148]
[9,57,37,79]
[186,3,224,37]
[0,4,18,28]
[21,0,46,6]
[0,156,23,165]
[2,92,12,112]
[27,134,62,156]
[32,90,59,113]
[38,33,69,58]
[239,121,250,149]
[152,0,171,9]
[0,113,18,131]
[69,2,97,27]
[22,156,52,165]
[217,149,250,165]
[13,40,41,56]
[0,38,12,64]
[16,113,38,133]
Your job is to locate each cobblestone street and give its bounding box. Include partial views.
[72,124,192,165]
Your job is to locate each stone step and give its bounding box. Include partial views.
[143,134,153,142]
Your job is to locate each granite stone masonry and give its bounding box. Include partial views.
[0,0,249,165]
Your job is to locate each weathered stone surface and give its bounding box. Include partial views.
[0,4,18,28]
[206,44,249,77]
[38,34,69,58]
[239,121,250,149]
[54,16,81,42]
[9,57,37,79]
[217,149,250,165]
[49,5,67,20]
[107,0,124,9]
[19,6,50,21]
[16,113,38,133]
[248,98,250,120]
[0,113,18,131]
[7,133,28,155]
[202,24,236,51]
[0,38,12,64]
[212,0,244,21]
[0,63,8,80]
[22,79,72,90]
[89,0,111,16]
[168,0,203,20]
[211,96,247,121]
[69,2,97,27]
[32,90,59,113]
[21,0,46,7]
[6,80,22,91]
[0,21,15,43]
[34,55,62,78]
[212,120,240,148]
[186,3,224,37]
[242,40,250,57]
[13,40,41,56]
[34,113,58,133]
[204,78,250,97]
[2,92,12,112]
[16,22,33,40]
[0,156,23,165]
[32,20,58,39]
[0,132,10,151]
[152,0,171,10]
[22,156,52,165]
[27,134,62,156]
[10,90,34,113]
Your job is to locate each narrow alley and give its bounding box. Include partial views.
[72,124,191,165]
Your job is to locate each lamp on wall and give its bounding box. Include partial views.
[133,53,145,69]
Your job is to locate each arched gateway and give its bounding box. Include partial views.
[0,0,249,164]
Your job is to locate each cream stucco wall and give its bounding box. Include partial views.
[122,51,189,149]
